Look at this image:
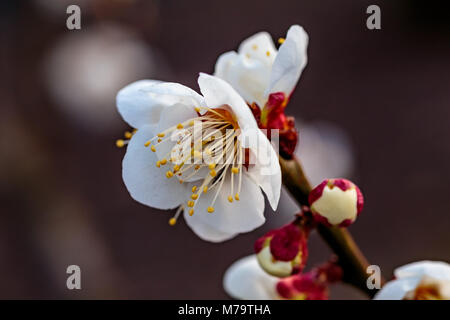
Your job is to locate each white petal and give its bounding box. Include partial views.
[245,129,281,210]
[122,125,187,209]
[198,73,258,131]
[183,210,237,243]
[154,103,198,160]
[374,278,421,300]
[214,52,271,107]
[184,174,265,235]
[238,32,277,66]
[117,80,204,129]
[223,255,279,300]
[267,25,308,96]
[395,261,450,281]
[116,80,161,129]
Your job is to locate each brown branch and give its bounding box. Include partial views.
[280,155,384,297]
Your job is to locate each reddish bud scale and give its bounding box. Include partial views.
[248,92,298,159]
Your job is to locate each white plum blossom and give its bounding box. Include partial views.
[116,73,281,242]
[375,261,450,300]
[214,24,308,109]
[223,255,279,300]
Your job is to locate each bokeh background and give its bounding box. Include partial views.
[1,0,449,299]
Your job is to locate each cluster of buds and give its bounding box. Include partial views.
[250,92,298,159]
[276,259,343,300]
[254,223,308,277]
[309,178,364,227]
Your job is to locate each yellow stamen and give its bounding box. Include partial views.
[177,123,184,129]
[144,141,151,147]
[203,186,208,193]
[157,133,165,137]
[231,167,239,174]
[278,37,285,44]
[189,209,194,216]
[187,200,194,207]
[161,158,167,165]
[179,179,184,184]
[235,193,240,201]
[191,194,198,200]
[150,145,156,152]
[228,196,233,203]
[156,161,161,168]
[192,186,197,193]
[194,107,200,112]
[173,165,180,172]
[210,170,217,177]
[207,207,215,213]
[157,138,162,143]
[116,139,125,148]
[195,165,201,170]
[266,51,271,56]
[166,171,174,178]
[169,218,177,226]
[208,163,216,170]
[189,120,195,126]
[124,131,132,139]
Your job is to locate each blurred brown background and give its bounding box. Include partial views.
[1,0,449,299]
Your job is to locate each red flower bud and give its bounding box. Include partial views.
[254,223,308,277]
[308,178,364,227]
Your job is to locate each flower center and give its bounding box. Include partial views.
[144,105,247,223]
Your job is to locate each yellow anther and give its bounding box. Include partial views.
[157,138,162,143]
[210,170,217,177]
[169,218,177,226]
[177,123,184,129]
[205,148,212,155]
[231,167,239,174]
[235,193,240,201]
[208,163,216,170]
[228,196,233,203]
[151,145,156,152]
[189,120,195,126]
[203,186,208,193]
[161,158,167,165]
[116,139,125,148]
[266,51,271,56]
[195,165,201,170]
[156,161,161,168]
[278,37,285,44]
[124,131,132,139]
[187,200,194,207]
[189,209,194,216]
[192,186,198,193]
[144,141,151,147]
[252,44,258,50]
[179,179,184,184]
[157,133,165,137]
[207,207,215,213]
[166,171,174,178]
[194,107,201,112]
[173,165,180,172]
[191,194,198,200]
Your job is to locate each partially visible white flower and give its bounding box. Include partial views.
[375,261,450,300]
[116,73,281,242]
[214,25,308,108]
[223,255,279,300]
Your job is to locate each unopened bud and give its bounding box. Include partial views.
[308,178,364,227]
[254,223,308,277]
